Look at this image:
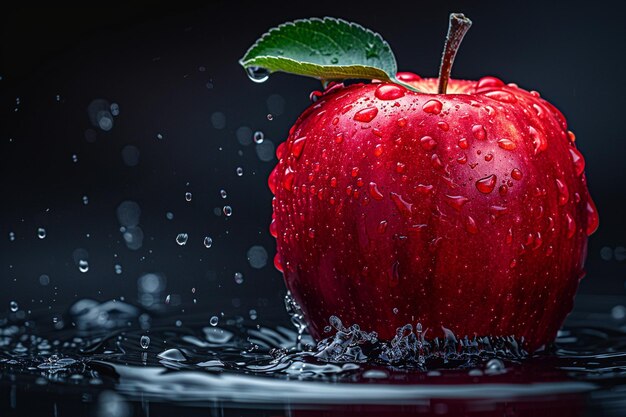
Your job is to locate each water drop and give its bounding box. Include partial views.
[185,192,192,202]
[234,272,244,284]
[569,147,585,176]
[471,124,486,140]
[223,206,233,216]
[422,99,442,114]
[458,137,469,149]
[246,66,270,83]
[37,227,46,239]
[291,137,307,158]
[353,106,378,123]
[476,174,497,194]
[249,309,258,320]
[529,126,547,155]
[483,90,517,103]
[369,182,384,200]
[566,213,576,239]
[114,264,122,274]
[390,192,412,216]
[166,211,174,220]
[253,131,264,144]
[8,231,15,241]
[475,76,505,92]
[176,233,189,245]
[486,358,505,373]
[497,138,516,150]
[82,195,89,205]
[555,179,569,206]
[266,113,273,121]
[420,136,437,151]
[220,189,228,199]
[78,259,89,273]
[10,301,18,312]
[612,305,626,320]
[444,195,470,211]
[236,167,244,176]
[511,168,523,180]
[72,154,78,162]
[210,316,219,326]
[203,236,213,248]
[140,335,150,349]
[374,84,405,100]
[465,216,478,234]
[586,200,599,236]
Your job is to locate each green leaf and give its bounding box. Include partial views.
[239,17,418,91]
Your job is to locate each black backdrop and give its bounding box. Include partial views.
[1,1,625,322]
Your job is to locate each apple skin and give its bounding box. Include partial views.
[269,73,598,352]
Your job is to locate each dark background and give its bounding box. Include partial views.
[1,1,625,322]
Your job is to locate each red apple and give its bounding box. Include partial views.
[242,14,599,352]
[268,74,598,352]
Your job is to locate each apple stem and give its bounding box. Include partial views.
[437,13,472,94]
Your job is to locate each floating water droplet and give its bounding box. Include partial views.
[110,103,120,116]
[37,227,46,239]
[353,106,379,123]
[234,272,244,284]
[39,274,50,286]
[185,192,192,202]
[72,154,78,162]
[8,231,15,241]
[253,131,264,144]
[78,259,89,273]
[236,167,244,176]
[612,305,626,320]
[247,245,268,269]
[176,233,189,245]
[246,66,270,83]
[210,316,219,326]
[9,301,18,312]
[140,335,150,349]
[82,195,89,205]
[266,113,273,121]
[203,236,213,248]
[223,206,233,216]
[114,264,122,275]
[220,189,228,199]
[374,84,405,100]
[476,174,497,194]
[422,99,442,114]
[166,211,174,220]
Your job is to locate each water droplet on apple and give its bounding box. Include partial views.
[476,174,497,194]
[566,213,576,238]
[437,121,449,131]
[529,126,548,155]
[291,136,307,158]
[373,144,383,157]
[471,124,486,140]
[377,220,388,234]
[274,253,284,272]
[465,216,478,234]
[457,154,467,164]
[283,168,295,191]
[246,66,270,83]
[497,138,516,150]
[586,199,599,236]
[353,106,379,122]
[422,99,442,114]
[374,84,405,100]
[569,147,585,176]
[556,179,569,206]
[396,162,406,173]
[396,72,422,82]
[269,219,278,238]
[444,195,469,211]
[420,136,437,150]
[309,91,323,102]
[390,192,412,216]
[484,90,517,103]
[458,137,469,149]
[489,205,508,218]
[499,185,508,196]
[335,133,344,143]
[475,76,505,93]
[511,168,523,180]
[369,182,384,200]
[431,154,444,170]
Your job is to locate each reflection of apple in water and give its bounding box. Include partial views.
[243,14,598,352]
